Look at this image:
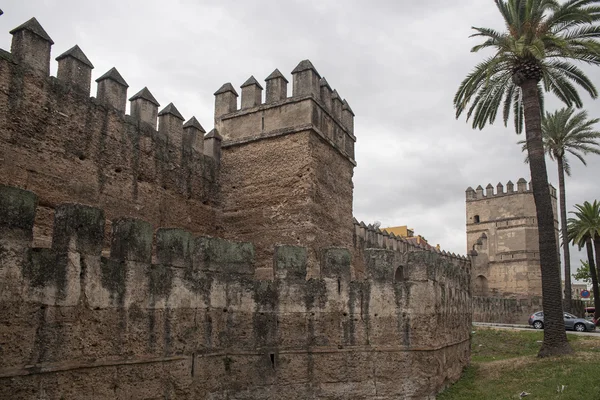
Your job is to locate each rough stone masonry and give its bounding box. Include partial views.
[0,17,472,399]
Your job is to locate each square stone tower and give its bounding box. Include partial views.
[215,61,357,278]
[465,179,559,298]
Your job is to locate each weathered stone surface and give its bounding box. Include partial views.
[0,185,472,399]
[0,17,472,398]
[0,185,38,230]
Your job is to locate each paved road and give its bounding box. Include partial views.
[473,322,600,336]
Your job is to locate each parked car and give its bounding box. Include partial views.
[528,311,596,332]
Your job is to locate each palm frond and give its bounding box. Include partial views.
[455,0,600,134]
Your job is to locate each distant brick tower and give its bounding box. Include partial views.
[465,179,559,298]
[215,61,357,278]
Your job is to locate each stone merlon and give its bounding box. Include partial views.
[341,99,355,134]
[291,59,321,98]
[55,45,94,94]
[265,69,288,103]
[158,102,185,121]
[342,99,354,116]
[182,117,205,154]
[9,17,54,44]
[214,82,239,96]
[466,178,557,201]
[96,67,129,87]
[214,83,239,119]
[240,75,263,109]
[241,75,263,90]
[55,45,94,68]
[291,59,320,77]
[129,87,160,106]
[204,128,222,162]
[265,68,288,83]
[319,77,333,110]
[95,67,129,113]
[10,17,54,75]
[129,87,160,128]
[183,116,206,133]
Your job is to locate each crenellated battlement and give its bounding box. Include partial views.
[466,178,557,201]
[0,18,222,245]
[213,60,356,163]
[3,18,217,161]
[352,219,471,273]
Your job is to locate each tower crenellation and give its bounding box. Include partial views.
[214,82,238,120]
[331,89,343,120]
[240,75,263,109]
[475,185,484,198]
[291,59,321,98]
[496,182,504,195]
[212,61,356,162]
[506,180,514,193]
[319,77,333,110]
[342,99,355,135]
[265,68,288,103]
[465,178,556,201]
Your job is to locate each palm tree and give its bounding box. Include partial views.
[567,200,600,321]
[519,108,600,307]
[454,0,600,357]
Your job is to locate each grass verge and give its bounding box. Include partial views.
[437,328,600,399]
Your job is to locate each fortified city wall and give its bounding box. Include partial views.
[0,19,221,250]
[0,18,472,399]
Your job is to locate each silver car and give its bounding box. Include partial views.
[528,311,596,332]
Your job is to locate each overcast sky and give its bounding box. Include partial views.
[2,1,599,283]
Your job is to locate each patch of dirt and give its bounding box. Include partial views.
[476,351,600,380]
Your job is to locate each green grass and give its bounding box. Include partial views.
[437,328,600,399]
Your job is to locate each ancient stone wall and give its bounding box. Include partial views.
[0,18,474,399]
[465,179,559,298]
[0,18,220,250]
[473,296,586,324]
[0,185,471,399]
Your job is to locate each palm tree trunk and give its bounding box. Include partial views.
[520,79,572,357]
[586,239,600,322]
[557,157,572,311]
